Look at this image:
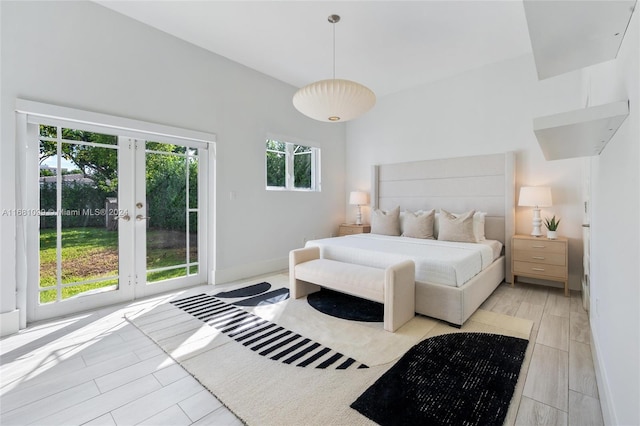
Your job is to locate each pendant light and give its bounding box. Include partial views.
[293,14,376,122]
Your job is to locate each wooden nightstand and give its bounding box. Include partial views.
[338,224,371,236]
[512,234,569,296]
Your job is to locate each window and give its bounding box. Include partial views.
[266,139,320,191]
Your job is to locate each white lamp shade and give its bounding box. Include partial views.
[349,191,369,205]
[518,186,552,207]
[293,79,376,122]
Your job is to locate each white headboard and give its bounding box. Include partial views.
[371,152,516,282]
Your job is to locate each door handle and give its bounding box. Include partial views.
[117,214,131,222]
[136,215,151,221]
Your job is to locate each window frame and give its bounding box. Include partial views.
[265,138,320,192]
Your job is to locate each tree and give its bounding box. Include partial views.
[265,140,313,189]
[294,145,312,189]
[145,142,198,231]
[39,127,118,192]
[39,127,198,231]
[266,140,286,187]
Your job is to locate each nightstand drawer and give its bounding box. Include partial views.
[512,250,566,266]
[513,238,565,254]
[338,224,371,237]
[340,227,359,236]
[513,261,567,279]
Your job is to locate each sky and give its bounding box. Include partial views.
[41,155,76,171]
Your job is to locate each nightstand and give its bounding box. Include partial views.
[338,224,371,236]
[512,234,569,296]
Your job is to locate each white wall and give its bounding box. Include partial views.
[0,1,346,333]
[346,12,639,423]
[346,53,586,290]
[587,8,639,426]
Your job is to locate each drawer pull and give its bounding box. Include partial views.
[532,256,545,260]
[532,267,545,271]
[532,245,546,248]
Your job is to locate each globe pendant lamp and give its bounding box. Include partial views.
[293,15,376,122]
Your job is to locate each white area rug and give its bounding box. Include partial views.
[127,275,533,425]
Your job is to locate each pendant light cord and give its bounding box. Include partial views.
[328,14,340,80]
[332,19,336,80]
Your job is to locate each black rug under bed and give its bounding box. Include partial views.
[307,288,384,322]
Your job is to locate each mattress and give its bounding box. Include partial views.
[305,234,502,287]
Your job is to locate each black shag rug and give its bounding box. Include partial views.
[351,332,528,426]
[307,288,384,322]
[214,282,271,298]
[233,288,289,306]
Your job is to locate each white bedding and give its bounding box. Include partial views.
[304,234,502,287]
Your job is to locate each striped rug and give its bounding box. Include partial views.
[127,276,533,426]
[170,293,368,369]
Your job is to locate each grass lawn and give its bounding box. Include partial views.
[40,227,197,303]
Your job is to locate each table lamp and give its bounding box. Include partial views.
[518,186,552,237]
[349,191,369,225]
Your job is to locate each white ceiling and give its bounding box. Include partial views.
[96,1,534,97]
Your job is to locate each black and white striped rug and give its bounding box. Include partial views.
[170,293,369,370]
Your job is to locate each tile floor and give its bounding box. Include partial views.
[0,275,602,425]
[482,282,603,426]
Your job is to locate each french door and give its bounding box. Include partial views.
[27,123,209,322]
[133,139,205,295]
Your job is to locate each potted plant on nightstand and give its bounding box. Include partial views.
[544,215,561,239]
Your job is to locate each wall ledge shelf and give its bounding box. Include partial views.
[524,0,637,80]
[533,101,629,161]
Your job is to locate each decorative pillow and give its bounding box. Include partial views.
[371,206,401,236]
[402,209,435,239]
[473,211,487,241]
[437,209,476,243]
[434,211,486,241]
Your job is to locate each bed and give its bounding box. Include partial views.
[306,152,515,326]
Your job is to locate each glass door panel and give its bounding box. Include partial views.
[188,211,198,276]
[38,128,123,305]
[142,142,200,286]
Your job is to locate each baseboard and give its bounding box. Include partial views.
[0,310,20,337]
[213,256,288,285]
[590,322,616,425]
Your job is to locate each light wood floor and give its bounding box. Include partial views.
[482,282,602,426]
[1,275,601,425]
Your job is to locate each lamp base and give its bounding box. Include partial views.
[531,207,543,237]
[355,205,363,226]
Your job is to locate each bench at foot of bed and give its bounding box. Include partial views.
[289,246,415,332]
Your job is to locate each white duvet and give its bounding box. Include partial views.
[304,233,502,287]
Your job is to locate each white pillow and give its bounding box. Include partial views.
[434,210,486,242]
[371,206,401,236]
[437,209,476,243]
[472,211,487,241]
[401,209,435,239]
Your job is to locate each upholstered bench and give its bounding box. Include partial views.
[289,246,415,332]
